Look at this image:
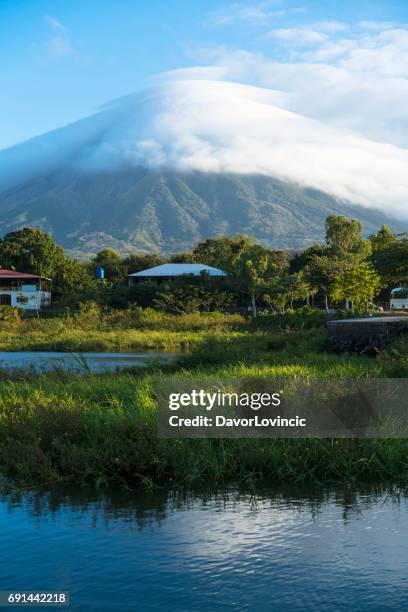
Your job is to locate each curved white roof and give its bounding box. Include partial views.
[129,263,227,277]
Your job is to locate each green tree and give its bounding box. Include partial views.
[0,227,94,299]
[121,253,164,277]
[154,286,201,314]
[287,216,373,309]
[284,272,310,309]
[231,243,284,316]
[325,215,370,259]
[370,224,397,253]
[304,255,342,311]
[0,228,66,278]
[190,235,254,272]
[89,249,123,284]
[370,233,408,289]
[264,283,289,312]
[265,272,310,312]
[331,263,382,312]
[190,235,288,315]
[289,243,327,274]
[241,253,268,316]
[55,258,95,297]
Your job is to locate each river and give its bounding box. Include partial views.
[1,485,407,611]
[0,351,177,373]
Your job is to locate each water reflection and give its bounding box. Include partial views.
[1,482,407,526]
[0,351,177,373]
[0,484,408,611]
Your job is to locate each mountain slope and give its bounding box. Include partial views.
[0,167,404,256]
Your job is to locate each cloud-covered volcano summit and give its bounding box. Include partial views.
[0,78,406,255]
[2,78,408,218]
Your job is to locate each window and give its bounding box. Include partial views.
[16,296,29,304]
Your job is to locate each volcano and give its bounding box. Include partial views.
[0,80,405,256]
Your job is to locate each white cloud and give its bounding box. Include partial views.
[303,38,357,61]
[3,78,408,220]
[192,23,408,148]
[3,16,408,222]
[139,20,408,220]
[46,36,72,58]
[313,21,350,33]
[267,27,328,45]
[43,14,73,58]
[209,1,283,26]
[124,80,408,219]
[156,65,229,82]
[338,29,408,78]
[358,20,398,31]
[44,15,66,32]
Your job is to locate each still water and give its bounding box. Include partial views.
[0,351,176,373]
[1,485,408,611]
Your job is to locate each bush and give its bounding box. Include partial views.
[0,306,22,324]
[252,307,326,331]
[379,333,408,376]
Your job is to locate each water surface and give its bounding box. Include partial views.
[1,485,407,611]
[0,351,176,373]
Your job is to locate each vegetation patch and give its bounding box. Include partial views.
[0,323,393,489]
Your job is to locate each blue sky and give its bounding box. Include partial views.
[1,0,408,149]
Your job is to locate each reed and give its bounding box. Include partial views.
[0,307,400,488]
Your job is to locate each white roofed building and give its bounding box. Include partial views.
[390,287,408,310]
[128,263,227,286]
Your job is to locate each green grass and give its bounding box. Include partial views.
[0,370,407,489]
[0,307,404,488]
[0,311,247,352]
[0,327,240,352]
[181,328,382,378]
[0,307,399,488]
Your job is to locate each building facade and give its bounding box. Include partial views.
[128,263,227,286]
[390,288,408,310]
[0,269,52,310]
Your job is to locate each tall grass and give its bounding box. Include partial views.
[0,306,327,352]
[0,372,406,488]
[0,309,247,352]
[0,327,391,489]
[0,307,401,488]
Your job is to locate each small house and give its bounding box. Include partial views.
[390,287,408,310]
[0,269,52,310]
[128,263,227,286]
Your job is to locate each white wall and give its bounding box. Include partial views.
[0,290,51,310]
[390,299,408,310]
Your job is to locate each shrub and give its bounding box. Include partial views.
[0,306,22,324]
[379,333,408,376]
[253,307,326,331]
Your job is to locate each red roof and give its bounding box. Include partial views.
[0,268,45,280]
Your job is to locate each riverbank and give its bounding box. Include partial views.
[1,369,407,488]
[1,318,405,488]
